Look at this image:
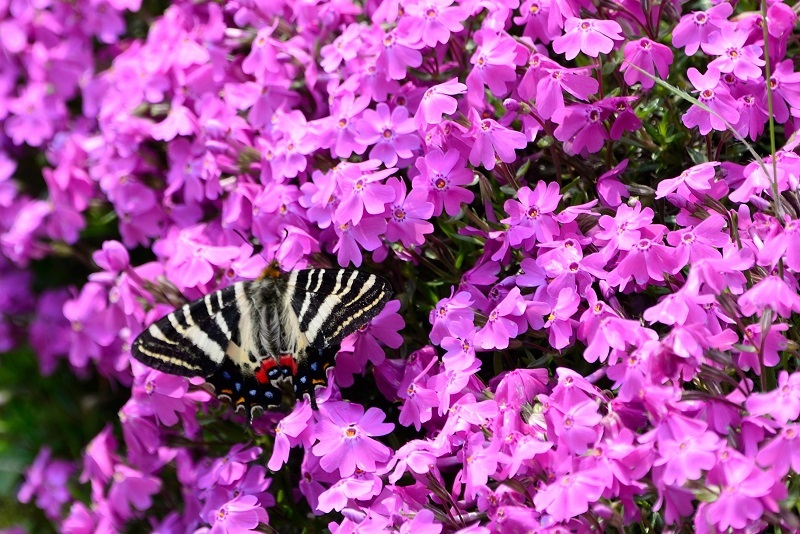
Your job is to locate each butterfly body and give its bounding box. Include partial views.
[132,268,392,421]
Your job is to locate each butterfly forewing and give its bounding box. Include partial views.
[285,269,392,349]
[132,284,241,377]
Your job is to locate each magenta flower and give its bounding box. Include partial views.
[532,466,608,522]
[767,59,800,123]
[462,432,500,500]
[268,402,313,471]
[335,165,396,226]
[333,216,387,267]
[533,65,599,120]
[612,233,681,286]
[356,104,419,167]
[384,177,435,247]
[704,450,784,531]
[653,415,720,485]
[398,0,466,47]
[198,444,261,489]
[474,287,526,350]
[326,93,371,159]
[376,29,423,80]
[18,448,74,521]
[656,161,719,199]
[502,181,561,247]
[133,370,194,427]
[671,3,734,56]
[756,425,800,477]
[549,398,602,454]
[552,18,624,60]
[620,38,674,89]
[739,275,800,318]
[415,78,467,126]
[413,148,475,216]
[682,68,740,135]
[702,27,765,81]
[316,471,383,513]
[542,288,580,350]
[429,290,475,345]
[747,371,800,423]
[312,402,394,477]
[207,494,269,534]
[552,103,610,155]
[467,30,523,100]
[468,109,528,170]
[108,465,161,520]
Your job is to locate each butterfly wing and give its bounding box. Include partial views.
[284,268,393,350]
[132,284,242,377]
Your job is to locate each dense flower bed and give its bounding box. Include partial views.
[3,0,800,531]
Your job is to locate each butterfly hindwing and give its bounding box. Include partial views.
[284,269,392,349]
[208,357,283,421]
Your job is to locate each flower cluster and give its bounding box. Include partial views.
[4,0,800,532]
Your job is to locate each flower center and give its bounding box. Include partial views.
[637,239,651,250]
[345,426,358,438]
[338,118,348,128]
[383,128,393,139]
[434,177,447,190]
[529,2,540,13]
[579,21,591,31]
[726,47,740,59]
[694,12,707,24]
[700,89,714,100]
[393,207,406,220]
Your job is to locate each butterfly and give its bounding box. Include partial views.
[132,267,392,422]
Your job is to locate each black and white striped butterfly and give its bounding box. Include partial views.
[132,268,392,422]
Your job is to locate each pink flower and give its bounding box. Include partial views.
[18,448,74,521]
[702,26,765,82]
[682,68,740,135]
[429,290,475,345]
[756,425,800,477]
[384,177,435,247]
[620,38,674,89]
[468,109,528,170]
[474,287,526,350]
[671,3,733,56]
[538,70,598,124]
[532,466,609,522]
[267,402,313,471]
[376,29,423,80]
[415,78,467,126]
[739,275,800,318]
[312,402,394,477]
[653,415,720,486]
[356,104,419,167]
[333,216,387,267]
[552,103,610,155]
[502,181,561,247]
[198,444,261,489]
[341,299,405,368]
[746,371,800,423]
[335,165,396,226]
[413,148,475,216]
[398,0,466,47]
[208,494,269,534]
[704,450,784,531]
[467,30,524,101]
[552,18,624,60]
[107,465,161,520]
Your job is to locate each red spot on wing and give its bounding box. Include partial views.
[278,354,298,376]
[255,359,278,384]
